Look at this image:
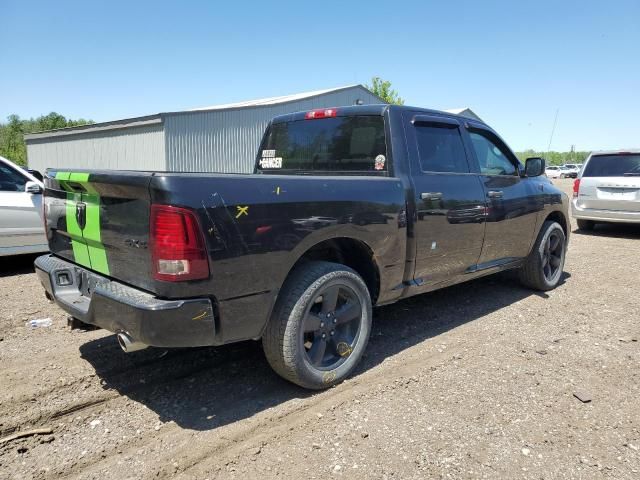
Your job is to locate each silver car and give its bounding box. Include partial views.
[571,150,640,230]
[0,156,47,256]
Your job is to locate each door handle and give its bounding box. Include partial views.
[421,192,443,200]
[487,190,503,199]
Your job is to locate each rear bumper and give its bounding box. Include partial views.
[571,200,640,223]
[34,254,217,348]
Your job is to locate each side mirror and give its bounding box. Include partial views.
[25,181,43,194]
[525,157,545,177]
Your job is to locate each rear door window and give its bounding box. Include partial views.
[583,154,640,177]
[414,124,469,173]
[258,116,387,174]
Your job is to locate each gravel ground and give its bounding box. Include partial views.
[1,178,639,480]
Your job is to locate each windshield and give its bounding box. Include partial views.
[582,154,640,177]
[0,161,28,192]
[257,116,387,174]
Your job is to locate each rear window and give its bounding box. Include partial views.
[257,116,387,174]
[583,154,640,177]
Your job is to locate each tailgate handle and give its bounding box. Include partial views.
[421,192,443,201]
[75,202,87,230]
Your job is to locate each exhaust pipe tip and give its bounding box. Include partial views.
[117,332,148,353]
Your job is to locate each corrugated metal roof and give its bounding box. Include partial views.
[189,85,368,111]
[444,108,483,122]
[25,85,381,141]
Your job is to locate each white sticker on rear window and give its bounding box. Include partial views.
[260,157,282,169]
[374,154,386,170]
[262,149,276,158]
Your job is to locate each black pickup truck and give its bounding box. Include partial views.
[35,104,569,389]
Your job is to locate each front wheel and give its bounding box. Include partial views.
[262,261,372,389]
[519,221,567,291]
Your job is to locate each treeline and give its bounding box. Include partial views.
[515,149,590,166]
[0,113,93,166]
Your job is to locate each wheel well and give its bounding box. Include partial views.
[545,210,568,236]
[291,238,380,304]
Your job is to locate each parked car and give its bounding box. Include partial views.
[0,156,48,257]
[572,150,640,230]
[545,165,563,178]
[35,105,570,389]
[562,164,580,178]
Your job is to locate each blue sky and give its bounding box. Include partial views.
[1,0,638,151]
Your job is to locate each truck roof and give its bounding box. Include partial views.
[270,104,488,126]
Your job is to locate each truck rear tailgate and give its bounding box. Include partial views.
[45,170,155,292]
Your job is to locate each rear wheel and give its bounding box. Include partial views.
[519,221,566,291]
[577,219,595,231]
[262,261,372,389]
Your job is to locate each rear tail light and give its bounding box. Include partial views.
[305,108,338,120]
[150,205,209,282]
[573,179,580,198]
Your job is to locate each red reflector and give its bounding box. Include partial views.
[573,179,580,198]
[255,225,272,235]
[305,108,338,120]
[150,205,209,282]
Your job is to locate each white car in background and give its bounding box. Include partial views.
[572,150,640,230]
[545,165,564,178]
[0,156,48,256]
[562,164,580,178]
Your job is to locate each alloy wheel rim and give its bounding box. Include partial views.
[301,283,362,370]
[542,231,563,282]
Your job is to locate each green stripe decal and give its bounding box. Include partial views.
[83,193,110,275]
[55,171,110,276]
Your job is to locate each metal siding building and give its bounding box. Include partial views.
[25,85,384,174]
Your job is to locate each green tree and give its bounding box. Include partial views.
[366,77,405,105]
[515,150,590,165]
[0,113,93,166]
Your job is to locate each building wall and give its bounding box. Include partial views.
[26,123,166,173]
[164,87,383,173]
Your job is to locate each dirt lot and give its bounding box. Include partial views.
[1,179,639,480]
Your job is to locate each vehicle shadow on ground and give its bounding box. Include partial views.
[79,271,567,432]
[0,254,39,278]
[573,223,640,239]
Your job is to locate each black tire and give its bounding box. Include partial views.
[519,221,567,291]
[577,219,595,231]
[262,261,372,390]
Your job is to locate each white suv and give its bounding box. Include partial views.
[572,150,640,230]
[0,156,48,256]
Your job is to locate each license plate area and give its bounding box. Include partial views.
[597,187,638,201]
